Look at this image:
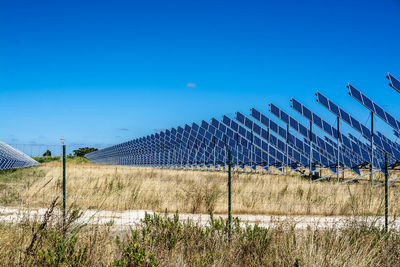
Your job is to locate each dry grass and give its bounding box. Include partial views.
[1,162,397,216]
[0,208,399,266]
[2,164,400,265]
[0,201,118,265]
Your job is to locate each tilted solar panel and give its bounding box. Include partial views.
[316,91,398,161]
[274,103,365,173]
[290,99,370,166]
[387,73,400,94]
[236,111,307,167]
[348,84,400,135]
[223,115,283,167]
[0,141,38,170]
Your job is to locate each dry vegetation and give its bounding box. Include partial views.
[1,162,399,216]
[1,163,400,265]
[0,202,399,266]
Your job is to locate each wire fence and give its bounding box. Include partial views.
[0,143,398,231]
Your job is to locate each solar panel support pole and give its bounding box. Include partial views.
[385,152,388,232]
[203,138,206,168]
[267,127,270,174]
[213,139,216,170]
[236,133,239,172]
[337,116,340,182]
[309,121,313,179]
[286,124,289,175]
[187,147,191,169]
[251,131,253,172]
[174,146,178,168]
[180,144,183,168]
[224,135,227,172]
[370,111,374,184]
[228,149,232,241]
[203,145,206,169]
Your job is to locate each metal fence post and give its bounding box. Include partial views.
[228,149,232,240]
[62,144,66,225]
[370,111,374,184]
[337,116,340,182]
[385,152,388,232]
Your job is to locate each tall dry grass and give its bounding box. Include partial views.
[0,206,399,266]
[3,162,397,216]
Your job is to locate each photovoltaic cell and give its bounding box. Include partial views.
[221,115,278,166]
[269,105,362,173]
[316,91,398,164]
[387,73,400,94]
[0,141,38,170]
[290,98,371,166]
[348,84,400,134]
[234,113,297,165]
[249,108,340,171]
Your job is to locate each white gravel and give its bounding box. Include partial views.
[0,206,398,230]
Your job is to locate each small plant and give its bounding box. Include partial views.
[204,183,221,213]
[296,186,304,199]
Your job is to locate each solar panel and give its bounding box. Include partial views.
[377,131,400,152]
[267,105,361,173]
[316,92,395,167]
[290,98,376,166]
[0,141,38,170]
[248,110,308,155]
[202,119,254,166]
[241,110,335,170]
[224,115,286,167]
[316,91,394,155]
[348,84,400,136]
[218,116,272,168]
[387,73,400,94]
[88,73,400,175]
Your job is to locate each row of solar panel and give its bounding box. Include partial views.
[87,108,341,173]
[87,73,400,176]
[88,116,287,170]
[0,141,38,170]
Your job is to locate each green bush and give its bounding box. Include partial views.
[32,156,90,164]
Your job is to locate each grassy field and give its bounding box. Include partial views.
[1,162,399,216]
[0,205,399,266]
[1,162,400,265]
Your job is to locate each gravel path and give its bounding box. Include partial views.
[0,207,398,230]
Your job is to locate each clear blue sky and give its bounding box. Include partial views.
[1,0,400,148]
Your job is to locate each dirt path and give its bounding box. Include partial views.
[0,206,398,230]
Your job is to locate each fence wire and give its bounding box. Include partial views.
[0,143,399,232]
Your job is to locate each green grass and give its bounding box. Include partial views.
[32,156,90,164]
[0,167,46,205]
[32,156,60,163]
[0,167,44,184]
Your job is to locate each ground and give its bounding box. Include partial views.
[0,162,399,265]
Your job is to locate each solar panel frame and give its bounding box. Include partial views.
[245,110,333,169]
[268,105,361,173]
[348,84,400,136]
[290,99,371,166]
[387,73,400,94]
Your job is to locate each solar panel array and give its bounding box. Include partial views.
[348,84,400,140]
[0,141,38,170]
[388,73,400,94]
[87,73,400,181]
